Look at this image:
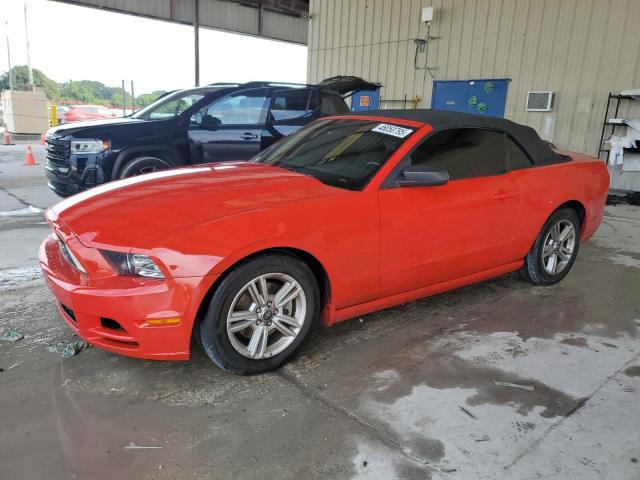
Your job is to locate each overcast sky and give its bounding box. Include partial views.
[0,0,308,93]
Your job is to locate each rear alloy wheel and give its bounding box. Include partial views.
[118,156,171,179]
[198,254,319,374]
[522,208,581,285]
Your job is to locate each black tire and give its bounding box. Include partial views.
[198,254,320,374]
[193,318,204,352]
[118,156,171,179]
[521,207,581,286]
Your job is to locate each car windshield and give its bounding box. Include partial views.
[254,119,413,191]
[131,88,218,120]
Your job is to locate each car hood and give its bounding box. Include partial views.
[50,162,337,249]
[47,117,149,137]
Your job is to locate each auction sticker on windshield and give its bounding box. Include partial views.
[371,123,414,138]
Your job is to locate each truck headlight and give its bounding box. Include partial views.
[101,251,164,279]
[71,139,109,154]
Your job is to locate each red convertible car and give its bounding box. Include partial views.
[39,110,609,374]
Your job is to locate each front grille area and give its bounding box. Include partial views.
[60,303,77,324]
[46,137,70,168]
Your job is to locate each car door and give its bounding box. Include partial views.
[188,88,268,163]
[262,88,318,150]
[378,128,523,297]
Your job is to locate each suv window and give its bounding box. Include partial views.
[136,93,204,120]
[410,128,507,180]
[205,88,268,125]
[270,88,314,121]
[320,93,350,115]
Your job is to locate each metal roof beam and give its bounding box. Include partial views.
[51,0,309,45]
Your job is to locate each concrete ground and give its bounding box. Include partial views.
[1,143,639,480]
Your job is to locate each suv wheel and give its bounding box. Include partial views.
[119,156,171,179]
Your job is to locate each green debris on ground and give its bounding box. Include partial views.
[47,341,89,358]
[0,331,24,342]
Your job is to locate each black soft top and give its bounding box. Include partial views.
[341,109,566,165]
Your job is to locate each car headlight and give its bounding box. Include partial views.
[101,251,164,279]
[71,139,110,154]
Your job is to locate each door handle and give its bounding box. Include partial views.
[494,190,518,200]
[241,133,258,140]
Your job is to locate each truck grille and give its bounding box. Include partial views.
[46,137,70,169]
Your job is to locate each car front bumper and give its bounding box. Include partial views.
[45,150,111,198]
[39,233,214,360]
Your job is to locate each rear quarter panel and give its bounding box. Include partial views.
[511,154,609,259]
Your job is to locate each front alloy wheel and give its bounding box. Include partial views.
[227,273,307,359]
[198,254,319,374]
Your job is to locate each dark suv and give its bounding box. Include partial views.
[45,77,379,197]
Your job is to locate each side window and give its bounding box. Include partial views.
[204,88,268,125]
[320,93,350,115]
[505,136,532,170]
[410,128,507,180]
[153,94,203,120]
[270,88,313,121]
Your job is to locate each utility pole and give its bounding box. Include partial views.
[130,80,135,112]
[193,0,200,86]
[121,80,126,116]
[5,22,13,90]
[24,2,33,87]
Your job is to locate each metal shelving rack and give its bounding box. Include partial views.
[597,92,639,161]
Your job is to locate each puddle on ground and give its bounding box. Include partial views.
[623,366,640,377]
[350,440,436,480]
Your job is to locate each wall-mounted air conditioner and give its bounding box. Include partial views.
[526,91,555,111]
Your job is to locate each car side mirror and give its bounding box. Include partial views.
[396,166,449,187]
[191,112,203,125]
[202,115,221,130]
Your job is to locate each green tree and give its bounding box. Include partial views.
[59,80,96,104]
[1,65,167,110]
[135,90,167,108]
[0,65,60,100]
[59,80,132,107]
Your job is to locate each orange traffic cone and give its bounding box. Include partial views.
[2,131,14,145]
[40,134,46,145]
[24,146,36,166]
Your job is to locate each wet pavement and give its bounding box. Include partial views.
[1,144,639,479]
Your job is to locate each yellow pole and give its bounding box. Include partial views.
[50,104,58,127]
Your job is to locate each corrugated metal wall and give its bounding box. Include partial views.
[53,0,308,44]
[308,0,640,154]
